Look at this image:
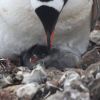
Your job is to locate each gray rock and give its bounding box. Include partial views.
[16,83,41,99]
[90,29,100,45]
[59,70,81,88]
[18,64,47,84]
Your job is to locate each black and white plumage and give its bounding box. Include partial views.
[31,0,68,49]
[0,0,93,67]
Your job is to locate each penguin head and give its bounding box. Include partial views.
[31,0,68,50]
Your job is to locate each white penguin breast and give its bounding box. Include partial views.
[53,0,93,54]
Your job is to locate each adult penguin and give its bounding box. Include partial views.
[0,0,93,68]
[0,0,67,58]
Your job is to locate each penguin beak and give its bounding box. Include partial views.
[35,6,59,50]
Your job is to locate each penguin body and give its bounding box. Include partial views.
[0,0,93,61]
[54,0,93,55]
[0,0,45,58]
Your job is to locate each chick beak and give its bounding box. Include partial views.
[35,6,59,50]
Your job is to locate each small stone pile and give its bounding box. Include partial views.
[0,59,100,100]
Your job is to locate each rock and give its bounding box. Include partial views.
[42,80,61,99]
[45,91,65,100]
[59,70,81,88]
[90,30,100,45]
[3,85,22,92]
[64,86,90,100]
[81,47,100,69]
[0,85,20,100]
[16,83,41,99]
[90,18,100,45]
[49,69,90,100]
[0,72,23,88]
[85,62,100,79]
[46,67,63,81]
[46,86,90,100]
[0,75,11,88]
[0,58,18,74]
[22,64,47,84]
[1,54,100,100]
[0,58,23,88]
[96,73,100,79]
[83,62,100,100]
[0,90,18,100]
[89,78,100,100]
[81,62,100,85]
